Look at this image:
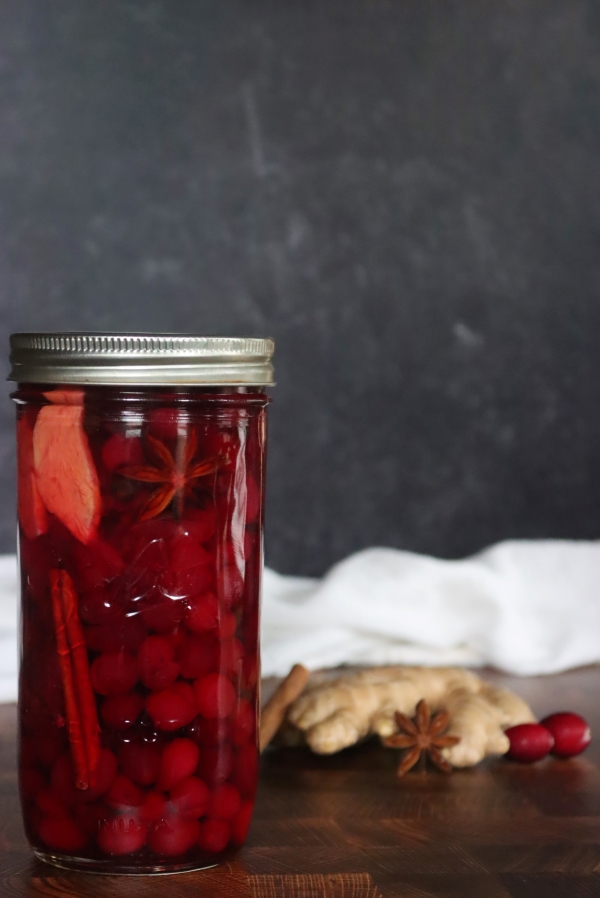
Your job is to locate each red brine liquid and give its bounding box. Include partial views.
[15,385,267,873]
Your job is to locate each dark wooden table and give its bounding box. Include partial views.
[2,668,600,897]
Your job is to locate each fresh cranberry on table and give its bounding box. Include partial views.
[540,712,592,758]
[505,723,554,762]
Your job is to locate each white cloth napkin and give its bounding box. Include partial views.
[1,539,600,701]
[260,540,600,676]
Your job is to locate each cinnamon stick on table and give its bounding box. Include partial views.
[260,664,310,752]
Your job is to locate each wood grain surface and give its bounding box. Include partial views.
[2,668,600,897]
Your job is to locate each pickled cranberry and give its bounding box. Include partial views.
[216,554,244,610]
[198,818,230,853]
[36,727,67,768]
[101,433,144,473]
[219,638,244,678]
[185,592,219,633]
[231,800,253,845]
[141,596,186,634]
[139,790,167,823]
[148,817,201,856]
[181,507,216,544]
[147,407,185,440]
[20,768,45,802]
[79,586,122,626]
[38,815,87,851]
[106,775,145,811]
[217,613,237,640]
[90,651,138,696]
[98,816,146,855]
[197,744,234,786]
[138,636,180,690]
[188,716,232,747]
[232,744,259,797]
[194,673,236,719]
[167,537,213,599]
[74,801,106,837]
[72,539,124,591]
[36,788,67,817]
[231,700,255,747]
[119,741,162,786]
[168,776,210,819]
[85,616,146,654]
[157,738,200,790]
[101,692,144,730]
[50,753,79,806]
[209,784,241,820]
[245,474,260,524]
[178,633,219,679]
[146,682,197,731]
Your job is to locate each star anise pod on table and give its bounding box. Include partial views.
[118,428,220,521]
[382,699,460,775]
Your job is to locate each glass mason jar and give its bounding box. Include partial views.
[8,334,274,874]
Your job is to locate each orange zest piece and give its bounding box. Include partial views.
[33,402,101,544]
[17,414,48,540]
[50,569,100,789]
[119,428,220,521]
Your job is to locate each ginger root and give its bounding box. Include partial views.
[283,666,535,767]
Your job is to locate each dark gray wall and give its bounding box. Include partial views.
[2,0,600,575]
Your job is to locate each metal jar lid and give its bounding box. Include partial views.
[8,333,275,386]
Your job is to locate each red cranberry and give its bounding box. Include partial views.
[85,616,147,654]
[181,507,216,544]
[38,815,87,851]
[138,636,180,690]
[194,673,236,719]
[198,818,230,853]
[36,788,67,817]
[98,815,146,855]
[79,586,122,626]
[217,613,237,640]
[148,817,200,856]
[232,744,259,797]
[72,538,124,591]
[197,744,234,787]
[101,692,144,730]
[90,651,138,696]
[74,801,106,837]
[185,592,219,633]
[245,474,261,524]
[106,775,145,811]
[139,790,167,823]
[231,700,255,748]
[505,723,554,762]
[168,776,210,819]
[146,408,186,440]
[50,753,79,806]
[141,596,186,634]
[208,784,241,821]
[20,768,45,802]
[540,712,592,758]
[231,800,254,845]
[168,537,213,599]
[188,716,232,747]
[219,638,244,678]
[101,433,144,473]
[146,682,197,732]
[178,633,219,679]
[119,741,162,787]
[157,738,200,791]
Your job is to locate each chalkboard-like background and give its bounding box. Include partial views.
[1,0,600,575]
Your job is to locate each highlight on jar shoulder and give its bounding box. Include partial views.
[10,333,273,874]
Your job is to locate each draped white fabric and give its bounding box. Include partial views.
[2,539,600,701]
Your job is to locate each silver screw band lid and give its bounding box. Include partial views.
[8,333,275,386]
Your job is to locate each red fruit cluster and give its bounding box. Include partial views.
[16,390,266,870]
[505,712,591,763]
